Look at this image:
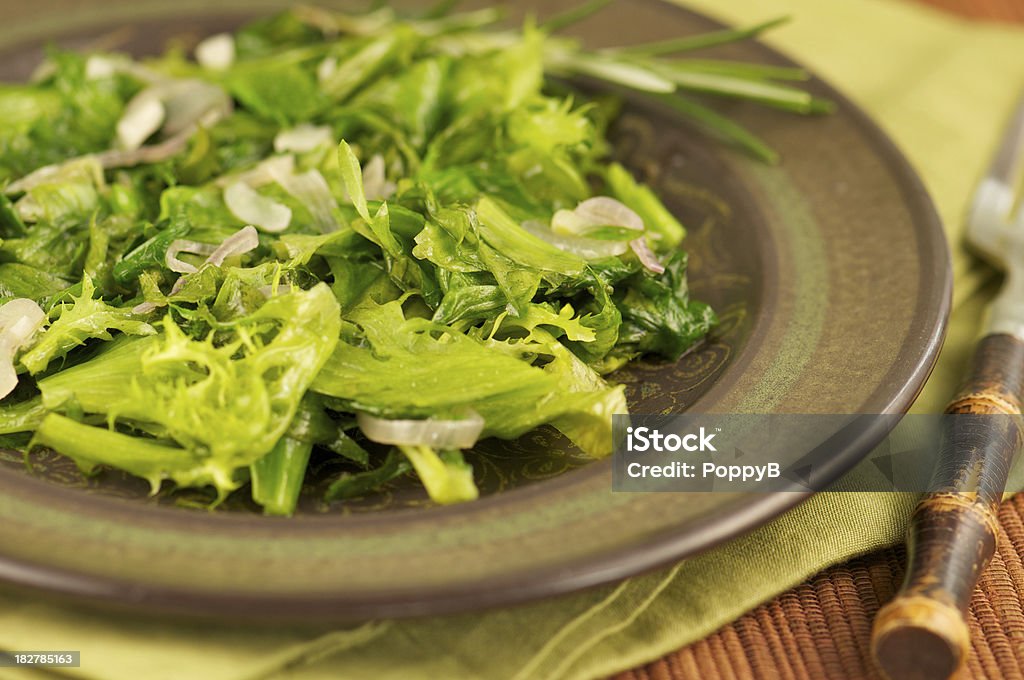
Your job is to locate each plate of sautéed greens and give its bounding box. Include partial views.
[0,2,825,513]
[0,0,948,618]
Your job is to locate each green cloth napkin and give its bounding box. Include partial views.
[3,1,1024,678]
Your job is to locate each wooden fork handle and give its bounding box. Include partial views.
[872,333,1024,680]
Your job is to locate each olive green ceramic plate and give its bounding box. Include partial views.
[0,0,949,620]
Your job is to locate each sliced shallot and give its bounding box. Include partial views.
[0,299,46,399]
[362,154,397,201]
[117,93,165,151]
[195,33,235,71]
[97,133,190,169]
[552,196,644,237]
[114,78,232,154]
[132,301,161,315]
[224,182,292,233]
[84,55,120,80]
[576,197,644,230]
[317,56,339,83]
[521,220,628,259]
[357,411,485,449]
[84,54,161,83]
[215,155,296,189]
[273,124,333,154]
[630,237,665,274]
[153,226,262,302]
[205,226,260,267]
[165,239,217,274]
[160,80,232,137]
[267,163,339,232]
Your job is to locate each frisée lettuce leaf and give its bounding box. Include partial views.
[35,283,340,495]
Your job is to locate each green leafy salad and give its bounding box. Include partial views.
[0,2,827,514]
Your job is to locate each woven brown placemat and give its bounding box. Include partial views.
[615,494,1024,680]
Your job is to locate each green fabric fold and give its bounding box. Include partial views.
[1,0,1023,678]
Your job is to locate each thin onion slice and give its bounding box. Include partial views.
[274,124,333,154]
[97,132,190,169]
[84,55,120,80]
[224,182,292,233]
[268,163,339,233]
[257,285,281,299]
[0,362,17,401]
[522,220,628,259]
[103,79,231,168]
[117,93,165,151]
[630,237,665,274]
[362,154,397,201]
[84,55,162,83]
[115,79,231,154]
[195,33,235,71]
[0,299,46,399]
[206,226,260,267]
[552,196,644,237]
[215,155,295,189]
[132,301,161,315]
[357,411,485,449]
[317,56,339,83]
[165,239,217,274]
[160,80,232,137]
[155,226,262,302]
[576,197,644,231]
[0,299,46,335]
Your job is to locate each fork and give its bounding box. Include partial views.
[871,94,1024,680]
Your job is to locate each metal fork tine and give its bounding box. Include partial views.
[988,92,1024,188]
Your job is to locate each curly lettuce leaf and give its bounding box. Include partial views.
[37,283,341,495]
[0,396,46,434]
[32,413,237,492]
[19,274,155,375]
[312,299,626,457]
[14,168,102,226]
[613,251,717,361]
[474,197,586,278]
[0,263,71,303]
